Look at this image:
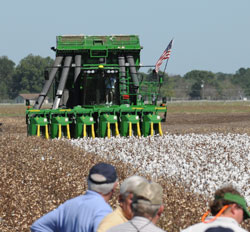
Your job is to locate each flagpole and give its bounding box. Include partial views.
[156,55,168,100]
[162,59,169,76]
[159,38,173,76]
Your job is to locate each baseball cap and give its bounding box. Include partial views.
[216,192,250,220]
[133,181,163,205]
[88,162,117,184]
[205,227,233,232]
[120,175,148,195]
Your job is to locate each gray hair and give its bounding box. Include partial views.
[120,176,147,200]
[132,200,161,218]
[87,178,117,195]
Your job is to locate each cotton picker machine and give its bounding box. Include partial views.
[26,35,167,139]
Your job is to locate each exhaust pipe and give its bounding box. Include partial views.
[126,55,139,87]
[34,56,63,109]
[52,56,72,109]
[118,56,127,95]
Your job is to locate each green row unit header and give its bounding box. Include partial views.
[56,35,142,51]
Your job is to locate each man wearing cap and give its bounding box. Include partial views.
[30,162,118,232]
[181,186,250,232]
[97,175,148,232]
[107,181,165,232]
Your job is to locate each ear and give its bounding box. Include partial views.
[230,204,239,215]
[152,205,164,224]
[109,181,119,196]
[113,181,119,190]
[157,205,164,217]
[118,194,123,203]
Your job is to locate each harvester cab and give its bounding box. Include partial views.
[26,35,167,139]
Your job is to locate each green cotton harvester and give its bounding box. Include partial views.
[26,35,167,139]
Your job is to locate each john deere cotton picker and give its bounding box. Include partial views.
[26,35,167,139]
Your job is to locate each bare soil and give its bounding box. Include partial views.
[164,112,250,135]
[0,104,249,231]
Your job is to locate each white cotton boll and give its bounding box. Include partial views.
[68,133,250,203]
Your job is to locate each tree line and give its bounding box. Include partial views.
[150,68,250,100]
[0,54,250,100]
[0,55,53,100]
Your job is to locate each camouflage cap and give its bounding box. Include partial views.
[133,181,163,205]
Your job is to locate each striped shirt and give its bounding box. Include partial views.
[107,216,166,232]
[181,217,248,232]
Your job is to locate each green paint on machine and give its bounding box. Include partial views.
[26,35,167,138]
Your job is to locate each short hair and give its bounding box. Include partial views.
[132,200,161,218]
[87,178,117,195]
[120,176,147,200]
[210,186,242,215]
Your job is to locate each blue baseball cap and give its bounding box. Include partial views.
[205,227,233,232]
[88,162,117,184]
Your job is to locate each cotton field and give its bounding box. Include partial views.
[70,133,250,204]
[1,104,250,231]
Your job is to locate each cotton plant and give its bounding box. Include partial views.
[69,133,250,203]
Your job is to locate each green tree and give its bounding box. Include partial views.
[154,70,175,98]
[232,68,250,96]
[10,54,53,98]
[184,70,215,83]
[0,56,15,99]
[171,75,190,99]
[189,82,202,99]
[184,70,217,99]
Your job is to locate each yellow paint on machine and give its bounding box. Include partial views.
[155,107,166,110]
[29,110,41,112]
[59,109,72,112]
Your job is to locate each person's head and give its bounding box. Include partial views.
[119,176,148,220]
[131,181,164,223]
[87,162,118,200]
[209,186,250,224]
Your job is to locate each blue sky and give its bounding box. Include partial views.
[1,0,250,76]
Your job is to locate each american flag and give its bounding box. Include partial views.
[155,39,173,73]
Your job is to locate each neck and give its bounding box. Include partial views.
[134,214,156,224]
[220,214,241,223]
[100,192,112,202]
[151,215,159,224]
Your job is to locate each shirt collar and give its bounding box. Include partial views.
[116,206,128,220]
[85,190,103,197]
[206,216,240,225]
[131,216,152,223]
